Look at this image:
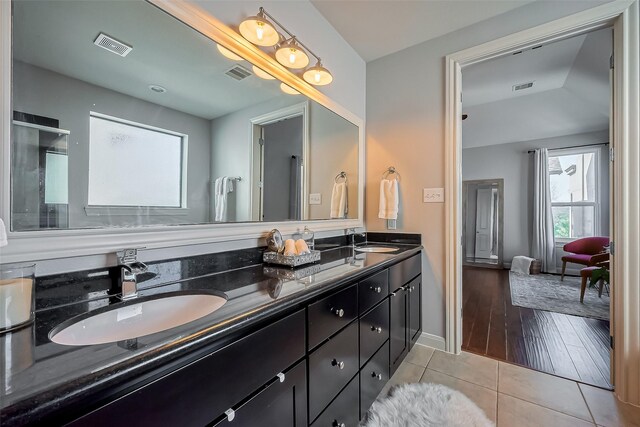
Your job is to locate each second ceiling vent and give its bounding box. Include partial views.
[94,33,133,57]
[513,81,534,91]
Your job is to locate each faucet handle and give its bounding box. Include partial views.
[117,248,146,265]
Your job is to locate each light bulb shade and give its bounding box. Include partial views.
[252,65,275,80]
[275,38,309,69]
[239,11,279,47]
[216,44,243,61]
[303,61,333,86]
[280,83,300,95]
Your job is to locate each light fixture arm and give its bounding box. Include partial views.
[259,7,322,62]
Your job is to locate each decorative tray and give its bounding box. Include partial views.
[263,263,322,280]
[262,250,321,267]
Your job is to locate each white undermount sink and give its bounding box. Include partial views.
[354,246,399,253]
[49,291,227,346]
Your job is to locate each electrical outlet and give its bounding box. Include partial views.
[423,188,444,203]
[309,193,322,205]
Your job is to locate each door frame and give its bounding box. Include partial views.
[250,101,310,221]
[444,1,639,404]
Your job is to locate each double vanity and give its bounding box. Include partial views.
[1,235,422,426]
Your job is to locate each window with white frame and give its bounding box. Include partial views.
[88,113,188,208]
[548,147,600,239]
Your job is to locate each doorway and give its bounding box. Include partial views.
[250,102,309,222]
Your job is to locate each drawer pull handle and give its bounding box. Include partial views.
[371,326,382,334]
[225,408,235,422]
[370,286,382,293]
[331,308,345,317]
[371,371,383,381]
[331,359,345,369]
[333,421,346,427]
[277,372,285,383]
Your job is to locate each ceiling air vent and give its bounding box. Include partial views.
[225,65,252,81]
[513,81,534,92]
[94,33,133,57]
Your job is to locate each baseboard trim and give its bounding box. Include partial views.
[416,332,446,351]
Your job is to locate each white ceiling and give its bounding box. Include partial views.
[462,28,611,149]
[310,0,535,62]
[12,0,284,120]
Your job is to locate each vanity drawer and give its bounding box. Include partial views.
[358,269,389,314]
[359,298,389,367]
[311,374,359,427]
[68,310,305,427]
[389,253,421,291]
[308,283,358,350]
[360,341,389,420]
[308,321,359,421]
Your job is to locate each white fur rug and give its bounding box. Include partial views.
[363,383,494,427]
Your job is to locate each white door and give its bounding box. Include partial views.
[475,187,495,259]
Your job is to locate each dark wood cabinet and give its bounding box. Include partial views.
[308,321,359,421]
[310,374,360,427]
[210,360,307,427]
[389,253,422,374]
[389,284,408,375]
[359,299,389,367]
[408,276,422,348]
[308,283,358,350]
[358,269,389,314]
[360,341,389,420]
[64,251,422,427]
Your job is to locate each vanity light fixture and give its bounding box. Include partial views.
[239,7,333,85]
[275,37,309,69]
[252,65,276,80]
[280,83,300,95]
[238,8,280,47]
[217,44,243,61]
[302,60,333,86]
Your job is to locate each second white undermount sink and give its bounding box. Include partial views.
[49,291,227,346]
[354,246,399,253]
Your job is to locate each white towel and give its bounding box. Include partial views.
[330,182,348,219]
[0,218,7,247]
[378,179,399,220]
[214,177,233,222]
[511,256,534,275]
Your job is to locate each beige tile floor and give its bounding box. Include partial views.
[379,345,640,426]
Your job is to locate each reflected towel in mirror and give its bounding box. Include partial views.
[330,182,348,218]
[378,179,398,219]
[214,177,234,222]
[0,218,7,247]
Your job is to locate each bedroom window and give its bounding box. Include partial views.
[548,147,600,239]
[87,112,188,209]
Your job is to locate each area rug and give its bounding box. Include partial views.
[509,272,609,321]
[362,383,493,427]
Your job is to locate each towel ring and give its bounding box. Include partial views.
[335,171,347,183]
[382,166,401,181]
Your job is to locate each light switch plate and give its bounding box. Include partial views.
[423,188,444,203]
[309,193,322,205]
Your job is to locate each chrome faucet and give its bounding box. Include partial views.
[346,228,366,247]
[117,248,148,300]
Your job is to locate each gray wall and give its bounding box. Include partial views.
[462,130,610,266]
[365,0,610,341]
[13,61,212,227]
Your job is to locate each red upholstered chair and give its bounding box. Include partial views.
[561,236,610,280]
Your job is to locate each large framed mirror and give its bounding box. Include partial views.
[0,0,364,263]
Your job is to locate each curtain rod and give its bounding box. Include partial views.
[527,142,609,154]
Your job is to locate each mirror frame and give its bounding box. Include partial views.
[0,0,365,264]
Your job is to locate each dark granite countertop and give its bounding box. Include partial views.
[1,235,421,426]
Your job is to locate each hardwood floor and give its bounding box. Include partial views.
[462,266,612,389]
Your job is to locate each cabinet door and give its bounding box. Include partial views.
[408,276,421,348]
[211,360,307,427]
[389,286,408,375]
